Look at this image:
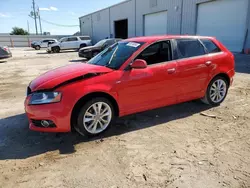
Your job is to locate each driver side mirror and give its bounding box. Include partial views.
[130,59,147,69]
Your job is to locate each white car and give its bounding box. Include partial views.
[32,39,58,50]
[47,36,92,53]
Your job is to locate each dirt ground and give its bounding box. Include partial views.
[0,48,250,188]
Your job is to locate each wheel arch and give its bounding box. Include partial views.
[210,72,230,86]
[70,92,119,130]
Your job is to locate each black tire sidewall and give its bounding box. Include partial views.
[52,46,60,53]
[76,97,115,137]
[35,46,40,50]
[79,44,86,51]
[206,76,229,106]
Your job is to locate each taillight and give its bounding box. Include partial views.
[3,47,8,52]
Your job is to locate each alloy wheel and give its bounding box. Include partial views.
[209,79,227,103]
[83,102,112,134]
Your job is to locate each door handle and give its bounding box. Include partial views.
[205,61,212,66]
[167,68,176,74]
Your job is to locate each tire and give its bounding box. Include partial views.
[35,45,40,50]
[79,44,86,51]
[52,46,60,53]
[201,76,229,106]
[75,97,115,137]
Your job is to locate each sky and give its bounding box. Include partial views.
[0,0,124,35]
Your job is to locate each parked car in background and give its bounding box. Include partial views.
[79,38,122,59]
[32,39,58,50]
[31,41,37,48]
[47,36,92,53]
[0,46,12,59]
[25,35,235,137]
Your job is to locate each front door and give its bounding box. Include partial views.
[117,40,178,115]
[174,38,211,102]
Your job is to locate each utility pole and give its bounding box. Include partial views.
[37,7,43,35]
[27,20,30,34]
[32,0,38,35]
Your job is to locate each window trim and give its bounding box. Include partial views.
[199,38,222,54]
[130,39,174,67]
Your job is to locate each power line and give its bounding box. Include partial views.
[40,18,79,27]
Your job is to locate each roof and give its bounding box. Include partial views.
[124,35,214,43]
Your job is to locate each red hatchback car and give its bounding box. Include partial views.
[25,35,235,136]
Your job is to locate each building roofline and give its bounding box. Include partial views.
[79,0,132,19]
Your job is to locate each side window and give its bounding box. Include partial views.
[68,37,78,42]
[106,39,115,46]
[137,41,171,65]
[61,38,68,42]
[176,39,205,59]
[200,39,221,54]
[80,36,90,40]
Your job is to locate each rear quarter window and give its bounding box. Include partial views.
[200,39,221,54]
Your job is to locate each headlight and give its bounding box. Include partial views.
[29,92,62,105]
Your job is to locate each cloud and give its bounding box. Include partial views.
[0,13,11,18]
[39,6,58,11]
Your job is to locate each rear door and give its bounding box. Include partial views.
[67,37,79,49]
[174,38,211,102]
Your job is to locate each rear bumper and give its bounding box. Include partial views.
[227,69,235,86]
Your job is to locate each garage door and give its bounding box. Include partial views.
[196,0,248,52]
[144,11,167,36]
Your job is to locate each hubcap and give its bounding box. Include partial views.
[210,79,227,103]
[83,102,112,134]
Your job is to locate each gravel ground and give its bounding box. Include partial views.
[0,48,250,188]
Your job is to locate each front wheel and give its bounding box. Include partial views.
[75,98,114,136]
[201,76,229,106]
[35,45,40,50]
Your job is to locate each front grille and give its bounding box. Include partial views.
[31,119,56,128]
[27,86,31,96]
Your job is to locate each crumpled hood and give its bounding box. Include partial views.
[29,63,113,91]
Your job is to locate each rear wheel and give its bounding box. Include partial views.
[35,45,40,50]
[52,46,60,53]
[201,76,229,106]
[79,44,86,51]
[75,97,114,137]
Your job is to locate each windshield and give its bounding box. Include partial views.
[88,41,144,70]
[94,39,107,47]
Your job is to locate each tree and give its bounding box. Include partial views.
[10,27,29,35]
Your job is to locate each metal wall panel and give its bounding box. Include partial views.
[135,0,182,36]
[80,15,92,38]
[92,9,110,43]
[181,0,212,34]
[79,0,250,51]
[110,0,136,38]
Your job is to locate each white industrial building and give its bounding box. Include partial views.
[79,0,250,52]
